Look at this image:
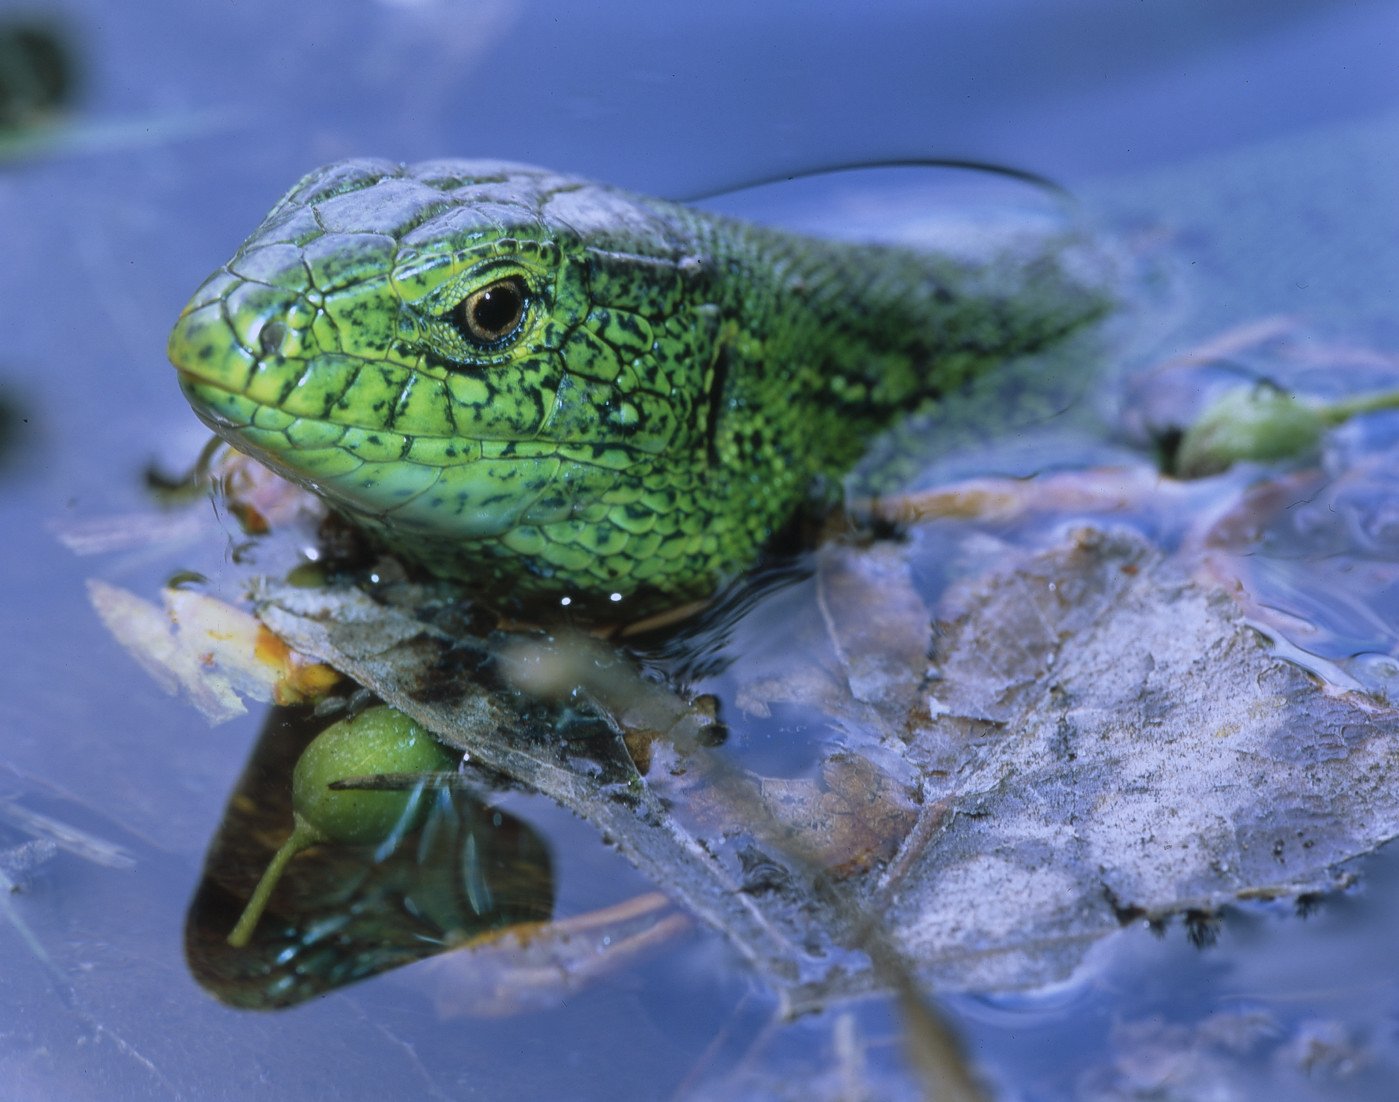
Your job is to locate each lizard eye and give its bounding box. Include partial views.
[452,277,528,345]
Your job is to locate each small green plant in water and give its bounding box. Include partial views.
[227,705,453,947]
[1176,382,1399,478]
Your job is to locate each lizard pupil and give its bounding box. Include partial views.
[457,278,526,344]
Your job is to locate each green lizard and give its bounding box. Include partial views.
[169,159,1109,615]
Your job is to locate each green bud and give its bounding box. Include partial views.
[1175,384,1325,478]
[290,705,451,846]
[228,705,452,947]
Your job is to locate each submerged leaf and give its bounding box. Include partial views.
[257,518,1399,999]
[755,754,919,877]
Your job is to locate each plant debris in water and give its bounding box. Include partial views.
[254,506,1399,1001]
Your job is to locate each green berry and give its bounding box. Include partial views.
[291,705,451,845]
[227,705,452,947]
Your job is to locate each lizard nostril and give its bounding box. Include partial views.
[258,320,287,358]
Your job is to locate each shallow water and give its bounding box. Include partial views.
[3,1,1399,1098]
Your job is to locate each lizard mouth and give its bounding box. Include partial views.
[176,368,582,542]
[177,373,257,433]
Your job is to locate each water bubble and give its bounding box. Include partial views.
[1345,652,1399,699]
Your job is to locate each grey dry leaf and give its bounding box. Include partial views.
[255,521,1399,999]
[879,526,1399,991]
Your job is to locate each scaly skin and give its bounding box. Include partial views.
[169,159,1110,615]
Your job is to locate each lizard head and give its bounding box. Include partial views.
[169,159,718,572]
